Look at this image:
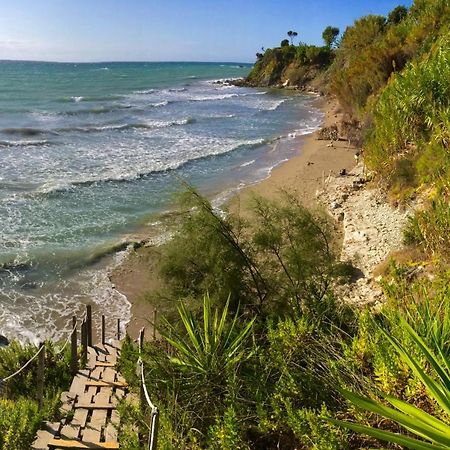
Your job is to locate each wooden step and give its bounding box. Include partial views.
[74,403,116,410]
[94,362,115,367]
[32,422,60,450]
[84,380,127,388]
[48,439,119,449]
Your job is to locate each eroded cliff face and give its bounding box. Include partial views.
[244,47,330,90]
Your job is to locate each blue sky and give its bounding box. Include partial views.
[0,0,413,63]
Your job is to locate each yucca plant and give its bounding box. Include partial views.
[329,316,450,448]
[160,293,255,380]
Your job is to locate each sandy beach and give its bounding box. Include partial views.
[110,95,359,339]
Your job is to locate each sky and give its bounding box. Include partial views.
[0,0,414,63]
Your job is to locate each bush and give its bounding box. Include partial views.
[0,398,43,450]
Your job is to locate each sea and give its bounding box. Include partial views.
[0,60,323,343]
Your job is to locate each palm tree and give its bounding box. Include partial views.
[287,30,298,45]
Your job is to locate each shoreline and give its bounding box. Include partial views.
[111,95,359,339]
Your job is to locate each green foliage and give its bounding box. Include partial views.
[0,341,72,449]
[331,317,450,449]
[161,294,255,381]
[329,0,450,114]
[207,405,250,450]
[159,187,264,311]
[0,398,43,450]
[280,39,289,47]
[404,191,450,259]
[159,189,344,315]
[322,26,340,48]
[388,5,409,25]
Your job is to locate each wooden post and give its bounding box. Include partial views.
[117,318,121,341]
[101,315,106,345]
[81,321,88,367]
[70,316,78,375]
[86,305,92,347]
[149,409,159,450]
[139,328,145,353]
[152,310,157,341]
[36,343,45,408]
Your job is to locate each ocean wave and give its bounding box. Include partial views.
[61,103,134,116]
[148,100,170,107]
[31,137,269,197]
[55,117,194,134]
[0,139,52,148]
[133,89,155,95]
[1,127,57,137]
[240,159,256,167]
[58,94,124,103]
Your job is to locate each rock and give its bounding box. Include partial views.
[0,335,9,347]
[330,201,341,210]
[338,212,345,222]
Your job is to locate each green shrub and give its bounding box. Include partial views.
[0,398,43,450]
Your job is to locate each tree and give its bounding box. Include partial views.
[280,39,289,47]
[322,26,340,48]
[387,5,408,24]
[287,30,298,45]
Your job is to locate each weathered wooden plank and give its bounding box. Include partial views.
[60,424,80,440]
[71,408,89,428]
[74,403,116,409]
[82,409,107,443]
[102,368,116,383]
[90,367,104,381]
[94,362,115,367]
[86,346,97,369]
[93,388,111,407]
[110,410,120,426]
[60,391,76,416]
[69,370,90,395]
[76,392,94,405]
[84,380,127,388]
[104,423,117,442]
[48,439,119,449]
[32,422,60,450]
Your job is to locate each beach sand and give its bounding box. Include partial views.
[111,96,358,339]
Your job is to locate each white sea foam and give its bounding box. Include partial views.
[71,96,84,102]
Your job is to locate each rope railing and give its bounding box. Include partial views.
[2,343,44,382]
[138,327,159,450]
[0,304,123,400]
[54,310,87,356]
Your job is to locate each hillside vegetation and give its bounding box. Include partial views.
[113,1,450,449]
[3,1,450,449]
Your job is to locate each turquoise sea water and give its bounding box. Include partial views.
[0,61,323,342]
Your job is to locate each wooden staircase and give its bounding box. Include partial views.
[32,341,126,450]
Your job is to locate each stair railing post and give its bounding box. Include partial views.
[117,318,121,341]
[36,342,45,408]
[149,408,159,450]
[86,304,92,347]
[70,316,78,375]
[101,314,106,345]
[81,320,88,367]
[152,310,157,341]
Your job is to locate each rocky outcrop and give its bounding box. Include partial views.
[0,335,9,347]
[319,163,413,306]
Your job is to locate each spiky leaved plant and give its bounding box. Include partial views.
[161,293,255,381]
[329,316,450,449]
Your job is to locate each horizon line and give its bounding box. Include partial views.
[0,58,254,65]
